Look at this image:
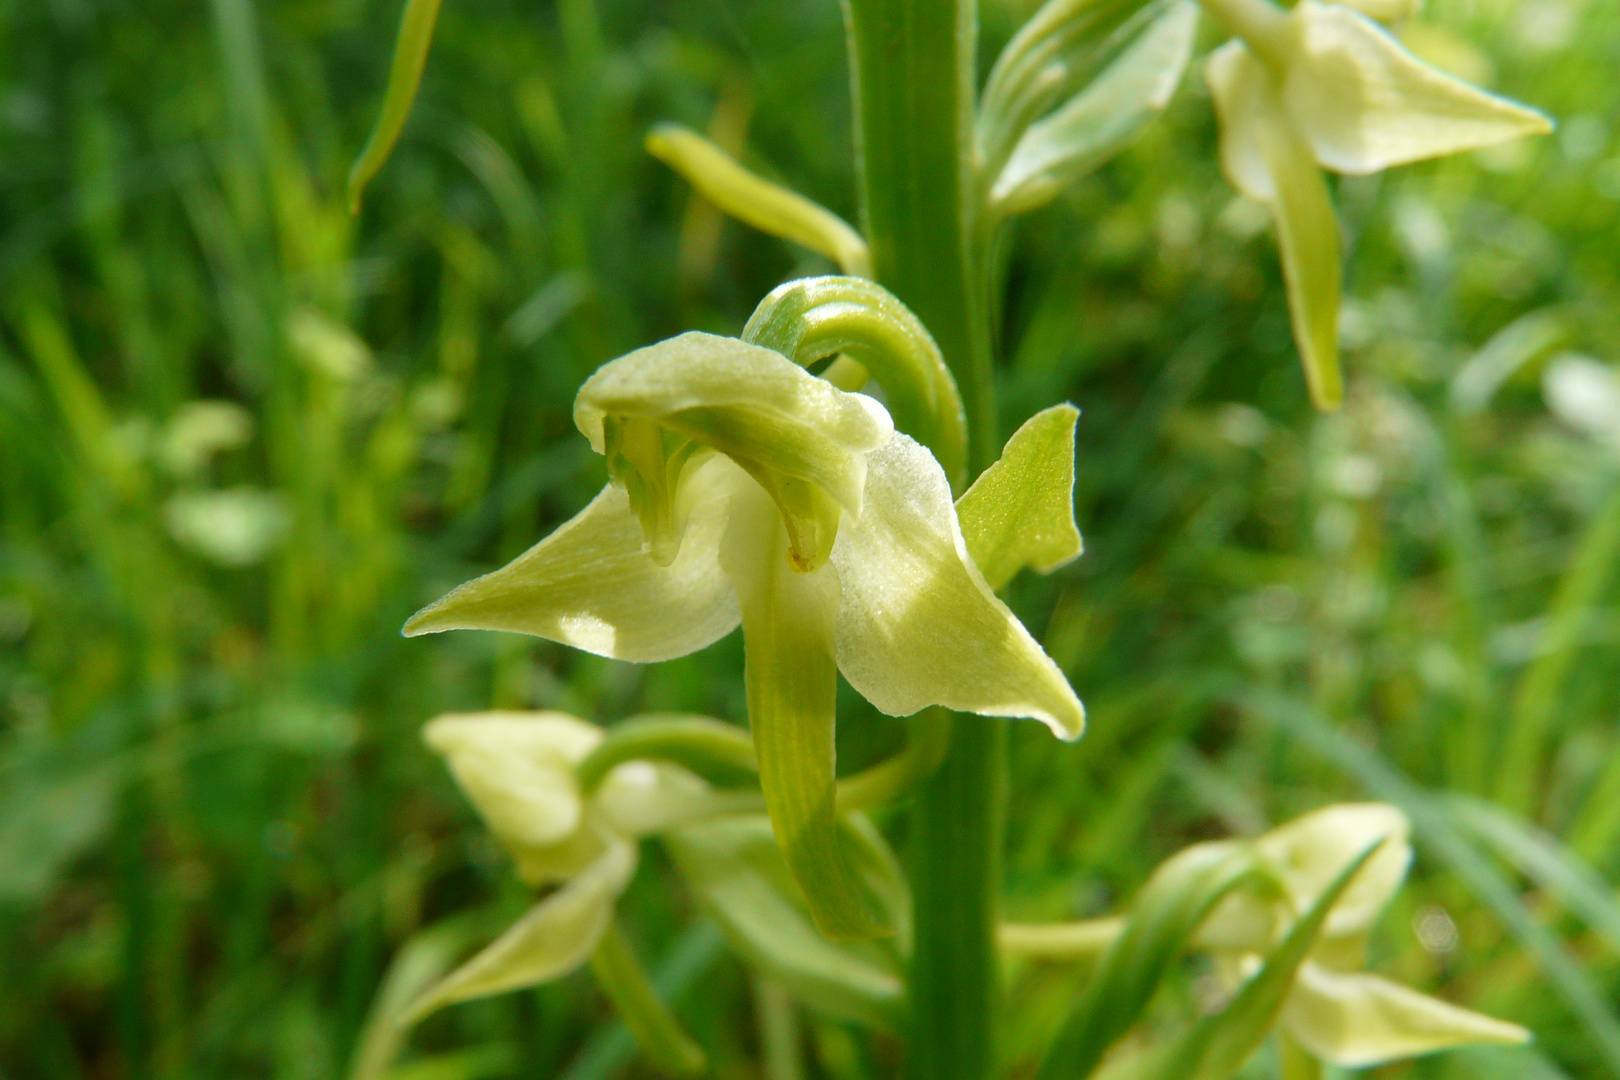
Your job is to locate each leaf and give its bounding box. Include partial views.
[400,842,636,1025]
[1448,308,1570,415]
[990,1,1197,216]
[0,762,121,904]
[1034,841,1259,1080]
[1142,839,1386,1080]
[589,921,708,1077]
[955,405,1083,591]
[347,0,444,212]
[645,124,871,277]
[349,920,475,1080]
[1448,795,1620,955]
[665,815,908,1029]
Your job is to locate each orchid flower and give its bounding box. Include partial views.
[1195,803,1528,1068]
[400,711,716,1027]
[1198,0,1551,410]
[404,282,1085,941]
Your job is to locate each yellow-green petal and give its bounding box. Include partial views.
[1206,41,1279,201]
[1332,0,1420,23]
[400,840,636,1025]
[1259,802,1411,937]
[831,434,1086,739]
[1281,1,1552,175]
[1258,89,1345,412]
[719,482,894,942]
[402,459,741,662]
[1283,961,1530,1067]
[423,712,599,849]
[955,404,1084,591]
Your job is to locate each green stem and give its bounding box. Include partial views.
[843,2,1001,1078]
[845,0,996,478]
[589,921,708,1078]
[910,719,1004,1080]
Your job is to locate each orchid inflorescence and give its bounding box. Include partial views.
[347,0,1551,1074]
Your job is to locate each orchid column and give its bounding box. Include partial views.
[843,3,1003,1079]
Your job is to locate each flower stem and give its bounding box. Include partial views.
[843,2,1002,1078]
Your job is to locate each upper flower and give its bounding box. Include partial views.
[1196,803,1528,1067]
[404,307,1085,939]
[1199,0,1550,409]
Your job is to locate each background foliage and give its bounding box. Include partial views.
[3,0,1619,1076]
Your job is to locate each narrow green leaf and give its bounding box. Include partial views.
[381,1045,518,1080]
[348,0,444,213]
[955,404,1083,591]
[1495,484,1620,815]
[18,302,144,499]
[645,125,871,277]
[666,815,907,1028]
[1448,307,1571,415]
[400,842,634,1024]
[1035,842,1260,1080]
[562,925,727,1080]
[589,921,708,1078]
[1449,795,1620,954]
[990,1,1197,217]
[1145,840,1385,1080]
[348,920,474,1080]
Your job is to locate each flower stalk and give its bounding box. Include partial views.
[843,1,1003,1077]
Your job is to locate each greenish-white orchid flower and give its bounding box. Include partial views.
[405,325,1085,941]
[1199,0,1551,410]
[402,711,712,1026]
[1195,803,1528,1068]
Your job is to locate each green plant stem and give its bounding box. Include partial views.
[845,0,995,477]
[589,921,708,1077]
[844,2,1001,1078]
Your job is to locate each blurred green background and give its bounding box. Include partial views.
[4,0,1620,1076]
